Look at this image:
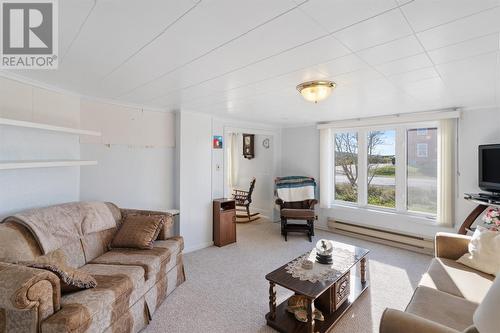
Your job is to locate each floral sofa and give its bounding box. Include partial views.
[0,202,185,333]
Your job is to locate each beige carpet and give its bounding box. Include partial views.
[144,219,431,333]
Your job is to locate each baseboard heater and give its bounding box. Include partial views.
[327,219,434,255]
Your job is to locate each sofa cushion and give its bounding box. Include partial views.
[457,226,500,276]
[406,286,478,331]
[90,248,171,281]
[154,236,184,254]
[81,228,116,263]
[111,215,165,250]
[41,264,143,333]
[419,258,494,304]
[281,209,315,219]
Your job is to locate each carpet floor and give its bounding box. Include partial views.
[144,219,431,333]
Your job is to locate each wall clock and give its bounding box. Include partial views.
[242,134,255,159]
[262,138,270,149]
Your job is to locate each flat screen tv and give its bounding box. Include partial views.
[479,144,500,194]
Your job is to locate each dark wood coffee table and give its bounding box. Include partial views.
[265,241,369,333]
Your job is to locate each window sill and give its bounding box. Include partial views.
[323,203,454,239]
[331,201,436,225]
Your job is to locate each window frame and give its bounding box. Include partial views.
[331,121,439,220]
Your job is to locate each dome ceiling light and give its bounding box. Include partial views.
[296,80,336,103]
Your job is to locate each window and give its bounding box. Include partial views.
[334,132,358,203]
[332,123,439,217]
[416,143,428,158]
[368,130,396,208]
[416,128,428,136]
[407,128,437,215]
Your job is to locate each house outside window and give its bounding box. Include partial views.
[416,143,428,158]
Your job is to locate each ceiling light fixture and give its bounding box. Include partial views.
[296,80,336,103]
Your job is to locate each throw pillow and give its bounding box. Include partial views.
[111,214,165,250]
[457,226,500,276]
[23,249,97,293]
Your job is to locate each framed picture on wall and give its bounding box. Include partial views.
[242,133,255,159]
[213,135,223,149]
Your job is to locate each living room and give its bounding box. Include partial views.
[1,1,500,333]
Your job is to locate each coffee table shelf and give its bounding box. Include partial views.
[266,272,368,333]
[265,241,369,333]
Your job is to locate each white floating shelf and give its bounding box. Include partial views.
[0,160,98,170]
[0,117,101,136]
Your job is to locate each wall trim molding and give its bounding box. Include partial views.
[184,241,214,254]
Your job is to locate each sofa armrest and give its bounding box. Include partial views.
[120,208,175,240]
[435,232,471,260]
[0,262,60,320]
[380,309,460,333]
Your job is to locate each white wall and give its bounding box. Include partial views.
[282,125,320,179]
[79,99,176,211]
[0,76,80,217]
[457,107,500,222]
[80,145,175,209]
[178,111,213,252]
[280,107,500,237]
[0,75,177,220]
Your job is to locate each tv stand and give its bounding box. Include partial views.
[459,193,500,234]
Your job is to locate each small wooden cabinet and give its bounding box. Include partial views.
[213,198,236,247]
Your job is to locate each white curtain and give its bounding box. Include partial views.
[227,133,239,190]
[319,128,332,208]
[437,118,457,227]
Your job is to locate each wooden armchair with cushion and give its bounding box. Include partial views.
[275,199,318,242]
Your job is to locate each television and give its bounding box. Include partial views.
[479,144,500,194]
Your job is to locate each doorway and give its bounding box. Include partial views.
[225,131,276,219]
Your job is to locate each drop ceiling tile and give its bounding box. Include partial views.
[388,67,439,85]
[333,9,413,51]
[59,0,95,58]
[253,68,328,95]
[436,51,499,81]
[298,0,397,33]
[435,51,498,106]
[356,35,423,65]
[417,7,500,50]
[427,33,500,65]
[100,0,302,98]
[63,1,200,93]
[315,54,368,77]
[331,68,384,87]
[219,35,351,88]
[400,77,453,104]
[163,10,326,90]
[376,53,433,76]
[118,9,325,103]
[401,0,500,32]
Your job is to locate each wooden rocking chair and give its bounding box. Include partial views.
[232,177,260,222]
